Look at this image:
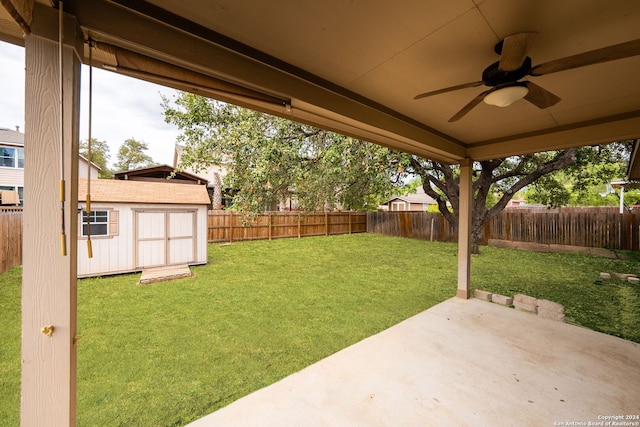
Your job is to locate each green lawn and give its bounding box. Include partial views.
[1,234,639,425]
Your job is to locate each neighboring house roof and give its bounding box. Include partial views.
[0,127,24,145]
[113,164,208,186]
[387,187,436,205]
[174,144,229,188]
[78,178,210,205]
[79,155,102,172]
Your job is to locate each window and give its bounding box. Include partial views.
[1,147,15,167]
[82,210,109,236]
[17,148,24,168]
[0,147,24,169]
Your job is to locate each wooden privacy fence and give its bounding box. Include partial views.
[367,209,640,251]
[0,207,23,274]
[486,210,639,251]
[367,211,457,243]
[208,211,367,243]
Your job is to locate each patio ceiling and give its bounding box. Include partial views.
[1,0,640,170]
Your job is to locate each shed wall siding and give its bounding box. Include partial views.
[77,203,134,277]
[196,206,207,263]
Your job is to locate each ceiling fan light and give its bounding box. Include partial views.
[484,85,529,107]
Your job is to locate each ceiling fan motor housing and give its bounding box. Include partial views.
[482,57,532,86]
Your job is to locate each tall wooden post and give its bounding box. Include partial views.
[457,158,473,299]
[22,6,82,425]
[325,211,329,236]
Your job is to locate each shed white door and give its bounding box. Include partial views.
[135,210,196,268]
[167,211,195,264]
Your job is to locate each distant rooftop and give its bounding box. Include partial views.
[0,127,24,145]
[386,185,436,205]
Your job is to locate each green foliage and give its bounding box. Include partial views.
[113,137,156,172]
[526,174,571,208]
[624,189,640,206]
[426,203,442,213]
[526,142,634,207]
[79,138,112,178]
[162,92,403,212]
[401,177,422,195]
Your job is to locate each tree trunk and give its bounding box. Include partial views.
[211,172,223,209]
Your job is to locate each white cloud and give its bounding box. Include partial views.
[0,42,25,133]
[0,40,182,168]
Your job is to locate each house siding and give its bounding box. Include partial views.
[0,167,24,187]
[0,130,25,203]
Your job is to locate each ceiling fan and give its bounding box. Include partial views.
[413,32,640,122]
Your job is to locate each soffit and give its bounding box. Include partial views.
[2,0,640,165]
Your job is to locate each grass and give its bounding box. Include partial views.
[1,234,639,425]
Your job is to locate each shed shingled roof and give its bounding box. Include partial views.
[78,178,210,205]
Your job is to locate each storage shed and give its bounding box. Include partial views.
[77,178,210,277]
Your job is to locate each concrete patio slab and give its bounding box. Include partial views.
[189,298,640,427]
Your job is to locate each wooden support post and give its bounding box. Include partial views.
[228,211,233,242]
[297,213,301,238]
[268,212,272,240]
[348,211,352,234]
[22,11,82,425]
[457,158,473,299]
[325,211,329,236]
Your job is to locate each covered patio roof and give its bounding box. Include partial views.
[2,1,640,425]
[1,1,640,165]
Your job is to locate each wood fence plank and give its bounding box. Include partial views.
[0,209,23,274]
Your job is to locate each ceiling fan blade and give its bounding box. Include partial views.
[530,38,640,76]
[414,81,484,100]
[523,81,561,108]
[499,32,538,72]
[448,90,491,122]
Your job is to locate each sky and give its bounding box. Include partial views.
[0,40,182,168]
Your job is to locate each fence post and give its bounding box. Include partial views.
[228,211,233,243]
[482,220,491,245]
[325,211,329,236]
[268,212,272,241]
[348,211,352,234]
[430,217,434,241]
[623,214,633,251]
[298,212,301,238]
